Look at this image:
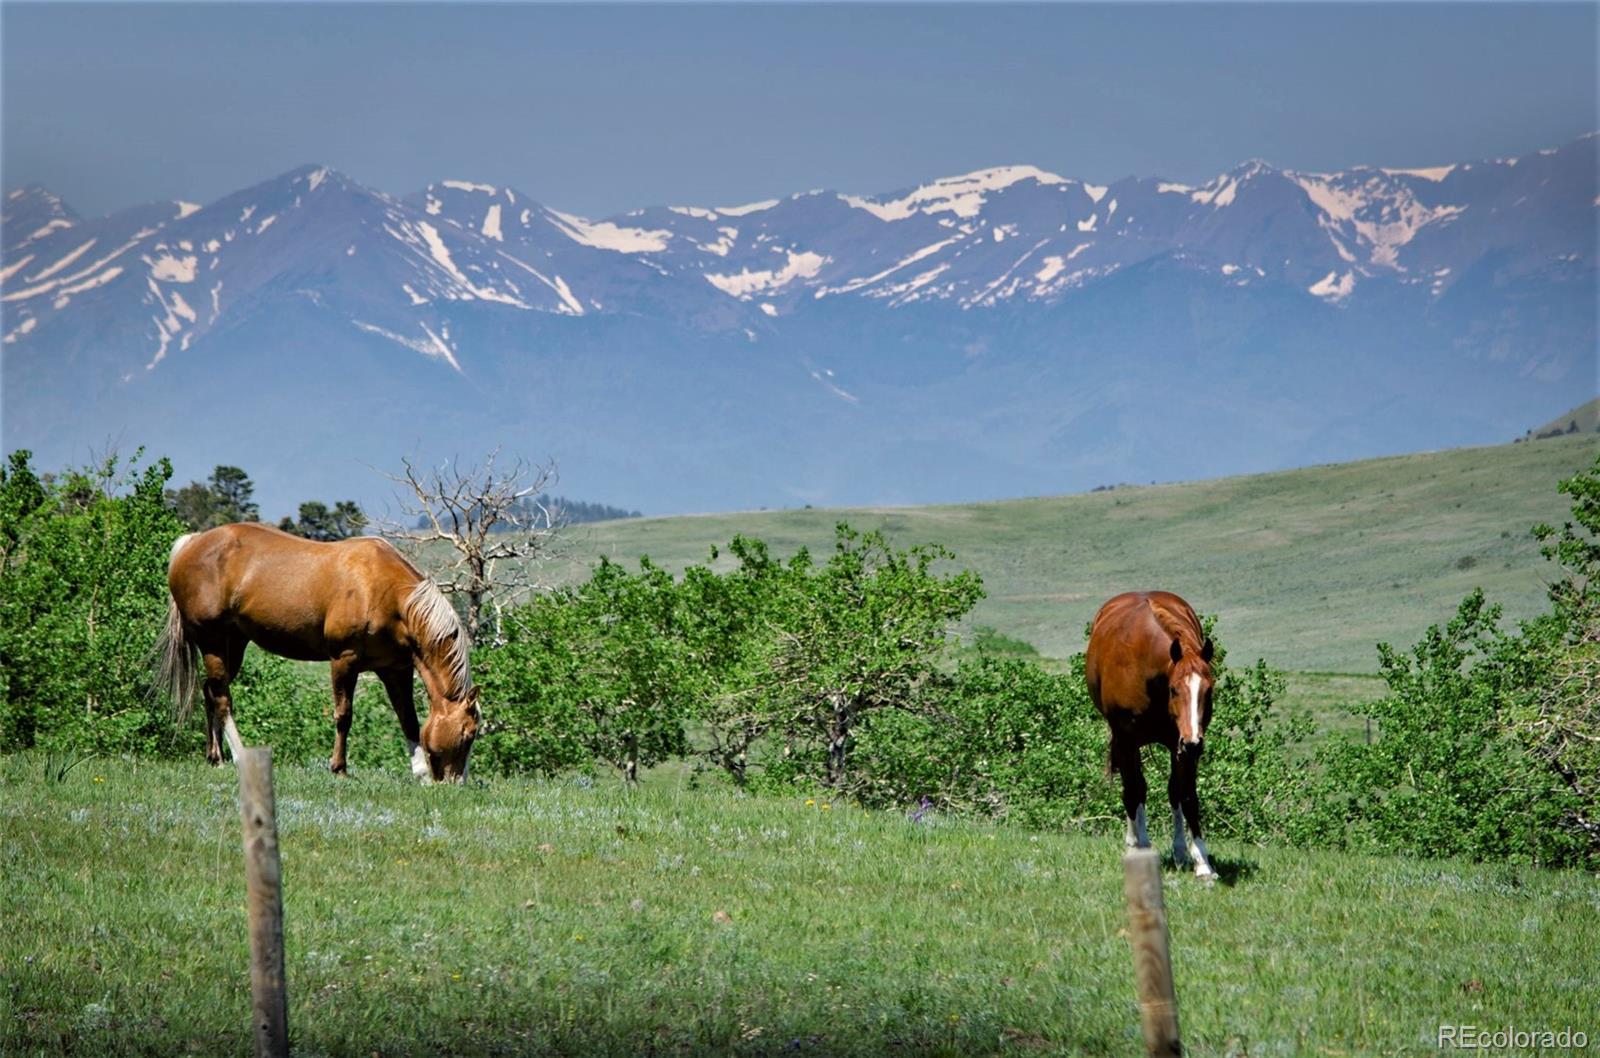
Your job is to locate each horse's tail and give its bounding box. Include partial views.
[155,534,201,725]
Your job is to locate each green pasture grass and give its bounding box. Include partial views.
[540,436,1597,674]
[4,755,1596,1057]
[1279,672,1386,742]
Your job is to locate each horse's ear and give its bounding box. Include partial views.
[1169,638,1183,663]
[466,685,481,717]
[1201,638,1214,663]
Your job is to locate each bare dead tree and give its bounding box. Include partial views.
[378,450,562,641]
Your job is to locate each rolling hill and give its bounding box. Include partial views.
[545,434,1599,673]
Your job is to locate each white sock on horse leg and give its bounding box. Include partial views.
[1188,835,1215,878]
[1125,803,1149,848]
[223,715,245,761]
[407,740,430,782]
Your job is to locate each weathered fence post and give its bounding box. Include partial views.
[238,747,290,1058]
[1123,848,1181,1056]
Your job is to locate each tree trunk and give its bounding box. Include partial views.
[826,694,851,788]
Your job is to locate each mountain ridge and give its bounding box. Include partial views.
[2,136,1595,518]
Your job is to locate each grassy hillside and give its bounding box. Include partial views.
[4,755,1596,1057]
[546,435,1597,673]
[1524,397,1600,440]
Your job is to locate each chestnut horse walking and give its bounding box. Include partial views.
[157,522,480,782]
[1085,591,1216,878]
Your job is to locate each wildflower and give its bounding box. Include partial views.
[573,933,586,942]
[805,799,815,807]
[93,776,105,783]
[820,803,831,811]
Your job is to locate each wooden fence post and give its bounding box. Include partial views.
[238,747,290,1058]
[1123,848,1181,1056]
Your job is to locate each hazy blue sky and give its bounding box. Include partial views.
[3,3,1596,219]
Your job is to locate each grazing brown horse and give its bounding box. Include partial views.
[157,522,480,782]
[1085,590,1216,878]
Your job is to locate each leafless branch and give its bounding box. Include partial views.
[375,449,565,640]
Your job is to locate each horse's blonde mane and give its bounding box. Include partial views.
[404,578,471,696]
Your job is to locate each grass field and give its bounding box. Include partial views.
[545,435,1597,675]
[4,755,1597,1058]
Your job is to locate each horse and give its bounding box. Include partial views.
[156,522,480,783]
[1084,590,1216,879]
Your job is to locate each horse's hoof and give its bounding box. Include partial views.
[330,762,348,776]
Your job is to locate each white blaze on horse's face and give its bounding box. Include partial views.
[1170,669,1209,747]
[1186,674,1202,745]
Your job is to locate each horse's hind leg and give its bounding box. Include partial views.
[199,633,247,765]
[378,665,428,781]
[328,654,360,775]
[1113,737,1149,848]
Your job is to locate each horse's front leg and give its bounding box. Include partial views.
[328,655,360,775]
[1173,744,1215,879]
[1113,737,1149,849]
[378,665,429,783]
[1168,748,1191,868]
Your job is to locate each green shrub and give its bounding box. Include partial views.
[475,557,693,779]
[0,451,196,758]
[1302,591,1585,865]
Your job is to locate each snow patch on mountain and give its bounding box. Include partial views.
[22,219,74,244]
[816,237,960,297]
[497,251,585,316]
[1308,270,1355,301]
[547,209,672,253]
[147,253,198,283]
[408,220,528,306]
[26,240,94,283]
[1294,173,1466,270]
[353,319,462,371]
[1381,165,1456,182]
[843,165,1068,221]
[481,204,503,241]
[2,315,37,344]
[706,250,826,298]
[0,255,33,283]
[717,199,779,217]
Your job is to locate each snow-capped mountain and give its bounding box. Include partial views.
[2,135,1595,516]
